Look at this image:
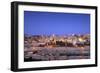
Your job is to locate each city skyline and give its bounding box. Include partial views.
[24,11,90,35]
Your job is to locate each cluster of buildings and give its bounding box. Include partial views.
[24,34,90,48]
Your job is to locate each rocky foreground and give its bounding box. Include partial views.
[24,46,90,62]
